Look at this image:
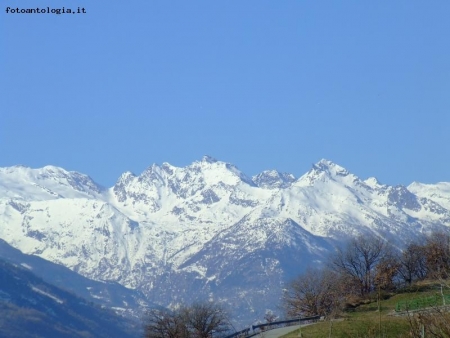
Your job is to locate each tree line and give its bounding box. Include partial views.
[283,230,450,318]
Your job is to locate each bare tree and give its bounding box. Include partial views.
[396,231,450,286]
[282,267,342,317]
[374,253,400,291]
[144,302,230,338]
[423,231,450,279]
[181,302,231,338]
[144,308,188,338]
[330,234,392,296]
[397,242,427,286]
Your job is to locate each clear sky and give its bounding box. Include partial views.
[2,1,449,187]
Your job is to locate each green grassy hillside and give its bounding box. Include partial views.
[282,282,449,338]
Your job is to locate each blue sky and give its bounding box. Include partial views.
[2,1,449,187]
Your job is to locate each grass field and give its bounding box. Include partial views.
[281,281,449,338]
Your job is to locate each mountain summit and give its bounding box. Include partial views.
[0,158,449,324]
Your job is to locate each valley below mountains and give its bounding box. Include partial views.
[1,157,450,325]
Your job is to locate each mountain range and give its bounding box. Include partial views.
[1,157,449,325]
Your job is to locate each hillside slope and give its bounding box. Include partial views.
[0,259,140,338]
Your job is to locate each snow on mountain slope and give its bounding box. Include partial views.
[0,165,102,201]
[408,181,450,208]
[0,157,449,325]
[108,156,263,221]
[0,198,145,283]
[0,238,151,320]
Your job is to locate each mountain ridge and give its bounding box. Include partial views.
[1,157,449,325]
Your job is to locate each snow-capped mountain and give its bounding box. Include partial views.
[1,157,449,324]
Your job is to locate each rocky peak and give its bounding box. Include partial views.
[201,155,218,164]
[388,185,421,211]
[252,170,296,189]
[364,177,382,188]
[296,159,351,186]
[313,159,349,176]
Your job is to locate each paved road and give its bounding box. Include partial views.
[252,324,311,338]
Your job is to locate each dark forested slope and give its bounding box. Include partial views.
[0,259,140,338]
